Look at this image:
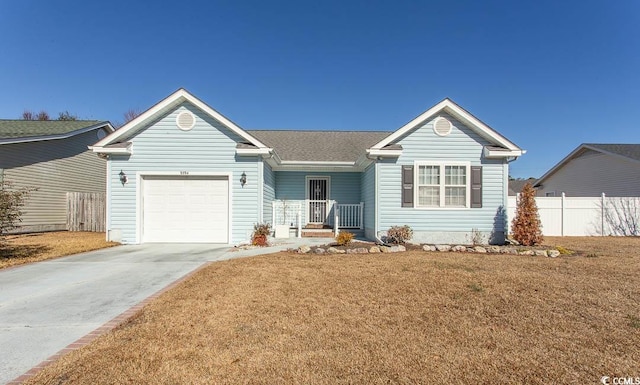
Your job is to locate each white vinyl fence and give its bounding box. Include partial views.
[507,193,640,236]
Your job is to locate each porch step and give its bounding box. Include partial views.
[304,223,331,229]
[302,229,335,238]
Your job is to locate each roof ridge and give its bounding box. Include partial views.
[246,129,393,133]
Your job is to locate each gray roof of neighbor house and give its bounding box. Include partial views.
[534,143,640,187]
[508,178,537,196]
[582,143,640,162]
[247,130,393,162]
[0,120,109,141]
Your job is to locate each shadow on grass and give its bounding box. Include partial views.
[0,244,52,261]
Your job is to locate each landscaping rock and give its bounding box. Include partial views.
[519,250,535,256]
[488,246,501,253]
[369,246,381,253]
[452,245,467,252]
[314,248,325,254]
[547,250,561,258]
[422,245,436,252]
[379,245,404,253]
[435,244,451,252]
[474,246,487,253]
[327,247,340,254]
[298,245,311,254]
[534,250,548,257]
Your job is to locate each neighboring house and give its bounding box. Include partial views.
[508,178,539,196]
[534,143,640,197]
[0,120,114,232]
[91,89,524,245]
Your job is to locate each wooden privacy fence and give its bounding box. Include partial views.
[66,192,105,232]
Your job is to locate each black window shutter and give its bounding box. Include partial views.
[402,165,414,207]
[470,166,482,208]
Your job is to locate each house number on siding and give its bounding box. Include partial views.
[180,171,189,175]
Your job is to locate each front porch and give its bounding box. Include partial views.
[272,200,364,238]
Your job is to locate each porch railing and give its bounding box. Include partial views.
[272,200,363,236]
[335,203,364,229]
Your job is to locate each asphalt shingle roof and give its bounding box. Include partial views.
[585,143,640,162]
[0,120,104,140]
[247,130,392,162]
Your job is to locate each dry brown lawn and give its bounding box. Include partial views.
[0,231,118,269]
[27,237,640,384]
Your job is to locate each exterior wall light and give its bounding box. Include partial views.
[119,170,128,186]
[240,172,247,187]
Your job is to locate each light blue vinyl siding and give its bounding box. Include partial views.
[263,162,275,225]
[377,112,508,244]
[361,164,376,239]
[274,171,361,203]
[109,101,260,244]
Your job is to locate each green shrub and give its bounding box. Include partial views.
[335,231,354,246]
[252,223,272,247]
[386,225,413,244]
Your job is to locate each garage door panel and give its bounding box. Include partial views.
[142,176,229,243]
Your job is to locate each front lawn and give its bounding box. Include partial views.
[0,231,118,269]
[27,237,640,384]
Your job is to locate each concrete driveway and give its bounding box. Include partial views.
[0,243,233,384]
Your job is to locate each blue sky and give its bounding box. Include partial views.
[1,0,638,178]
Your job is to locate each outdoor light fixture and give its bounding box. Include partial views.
[119,170,128,186]
[240,172,247,187]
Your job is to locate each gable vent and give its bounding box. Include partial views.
[433,117,452,136]
[176,111,196,131]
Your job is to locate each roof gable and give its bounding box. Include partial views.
[93,89,268,151]
[0,120,113,144]
[370,98,523,156]
[535,143,640,187]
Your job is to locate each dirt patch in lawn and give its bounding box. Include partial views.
[0,231,118,269]
[26,237,640,384]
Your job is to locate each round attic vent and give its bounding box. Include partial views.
[176,111,196,131]
[96,129,106,140]
[433,116,452,136]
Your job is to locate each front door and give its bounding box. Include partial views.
[307,177,329,223]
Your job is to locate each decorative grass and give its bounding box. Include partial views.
[25,236,640,384]
[0,231,118,269]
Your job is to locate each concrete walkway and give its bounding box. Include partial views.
[0,238,331,384]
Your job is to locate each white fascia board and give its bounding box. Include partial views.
[236,148,273,156]
[90,143,132,155]
[94,89,268,150]
[366,149,403,158]
[483,147,525,158]
[371,99,521,152]
[271,164,365,172]
[0,122,114,145]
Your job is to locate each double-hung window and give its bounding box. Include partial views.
[416,163,470,208]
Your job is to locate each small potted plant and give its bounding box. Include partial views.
[252,223,272,246]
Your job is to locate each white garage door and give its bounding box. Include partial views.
[142,175,229,243]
